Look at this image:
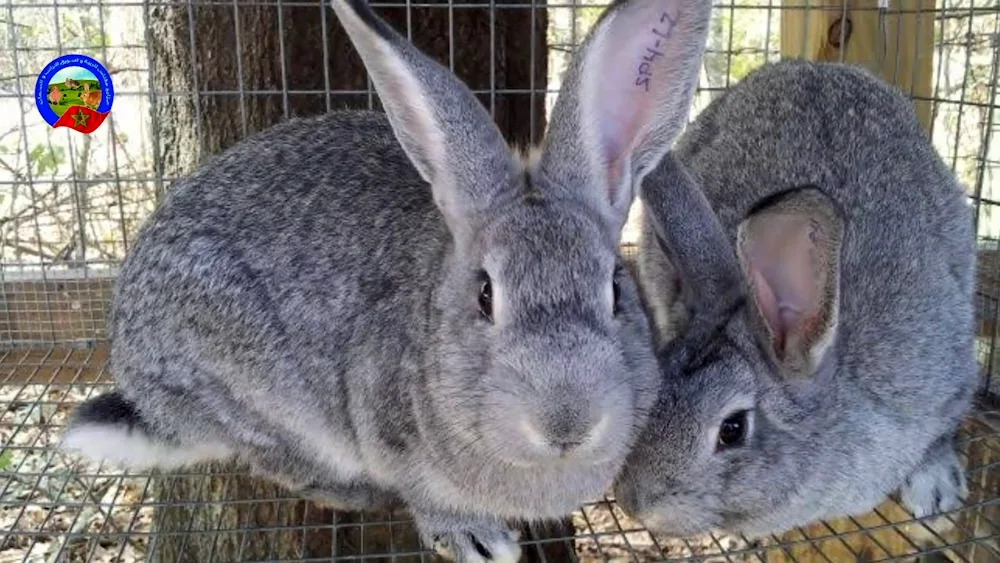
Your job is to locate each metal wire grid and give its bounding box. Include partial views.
[1,1,998,329]
[0,1,994,274]
[1,0,1000,561]
[0,349,997,562]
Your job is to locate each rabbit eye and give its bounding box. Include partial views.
[717,410,750,450]
[478,275,493,322]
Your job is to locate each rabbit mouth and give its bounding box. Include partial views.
[495,447,621,470]
[613,487,724,539]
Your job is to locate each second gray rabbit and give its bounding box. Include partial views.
[58,0,713,560]
[615,60,978,538]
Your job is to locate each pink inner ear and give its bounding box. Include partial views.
[587,0,685,200]
[595,57,656,191]
[778,307,804,333]
[749,266,785,351]
[745,218,821,356]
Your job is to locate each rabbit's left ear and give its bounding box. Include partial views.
[541,0,712,235]
[639,154,744,320]
[736,187,844,380]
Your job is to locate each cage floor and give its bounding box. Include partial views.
[1,347,998,563]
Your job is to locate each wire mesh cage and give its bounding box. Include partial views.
[2,0,999,561]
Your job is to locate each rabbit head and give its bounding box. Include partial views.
[330,0,711,470]
[614,153,849,537]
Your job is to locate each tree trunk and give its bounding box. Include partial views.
[146,1,547,560]
[147,0,548,180]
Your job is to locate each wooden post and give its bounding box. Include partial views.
[780,0,935,133]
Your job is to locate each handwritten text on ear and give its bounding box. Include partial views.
[635,11,678,92]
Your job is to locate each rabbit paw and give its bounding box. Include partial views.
[418,518,521,563]
[899,445,967,518]
[424,524,521,563]
[412,505,521,562]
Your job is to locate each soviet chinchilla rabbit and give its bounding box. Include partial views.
[614,60,978,539]
[58,0,713,560]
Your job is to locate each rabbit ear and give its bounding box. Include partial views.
[541,0,712,234]
[640,153,744,316]
[330,0,511,231]
[736,187,844,380]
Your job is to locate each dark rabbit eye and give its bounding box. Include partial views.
[478,275,493,322]
[612,279,621,315]
[717,410,750,450]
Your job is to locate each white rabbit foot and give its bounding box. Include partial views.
[899,444,967,518]
[424,523,521,563]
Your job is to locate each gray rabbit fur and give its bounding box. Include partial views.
[615,60,978,539]
[58,0,713,560]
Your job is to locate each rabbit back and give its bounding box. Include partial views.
[106,110,443,488]
[645,60,977,419]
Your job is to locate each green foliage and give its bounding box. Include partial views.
[61,13,112,54]
[0,450,12,471]
[705,0,779,89]
[575,5,602,34]
[29,143,66,178]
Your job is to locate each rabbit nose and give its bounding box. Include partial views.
[522,403,608,456]
[546,415,590,450]
[519,422,589,456]
[548,431,584,456]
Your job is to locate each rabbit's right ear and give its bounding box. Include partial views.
[541,0,712,236]
[736,187,844,381]
[330,0,512,234]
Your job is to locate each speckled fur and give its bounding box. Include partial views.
[59,0,713,560]
[617,60,978,538]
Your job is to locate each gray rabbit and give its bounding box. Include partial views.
[58,0,713,560]
[614,60,978,539]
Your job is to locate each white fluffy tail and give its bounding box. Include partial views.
[59,391,231,470]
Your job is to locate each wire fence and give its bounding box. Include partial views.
[2,0,1000,561]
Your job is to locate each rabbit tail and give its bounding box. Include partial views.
[60,391,232,470]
